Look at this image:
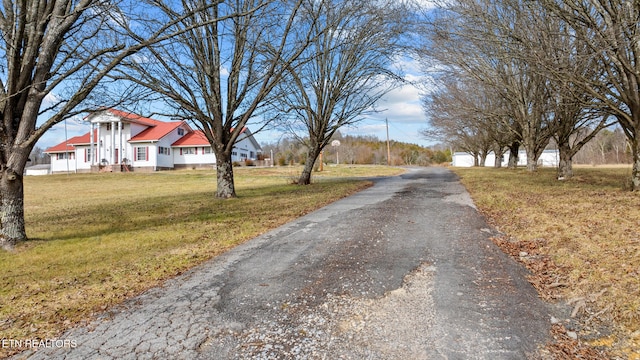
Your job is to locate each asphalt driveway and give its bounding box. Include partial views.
[15,167,554,359]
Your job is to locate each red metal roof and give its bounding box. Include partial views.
[103,109,160,127]
[44,140,76,153]
[97,109,188,142]
[171,128,248,147]
[44,130,97,153]
[171,130,210,146]
[129,120,184,143]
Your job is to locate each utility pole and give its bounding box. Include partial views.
[386,118,391,166]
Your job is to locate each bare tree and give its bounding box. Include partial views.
[422,0,557,171]
[573,127,630,165]
[422,76,511,167]
[522,1,612,179]
[0,0,213,249]
[28,147,49,165]
[610,127,630,164]
[540,0,640,189]
[273,0,406,185]
[117,0,319,198]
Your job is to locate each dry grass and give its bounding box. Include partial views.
[453,166,640,358]
[0,165,403,358]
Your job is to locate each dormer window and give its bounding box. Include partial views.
[178,128,184,136]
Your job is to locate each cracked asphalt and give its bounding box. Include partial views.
[13,167,555,359]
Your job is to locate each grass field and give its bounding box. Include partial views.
[452,165,640,358]
[0,165,403,357]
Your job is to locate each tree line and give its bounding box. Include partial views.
[418,0,640,184]
[260,133,450,168]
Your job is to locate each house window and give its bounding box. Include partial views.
[203,147,212,154]
[178,128,184,136]
[85,148,93,162]
[183,148,195,155]
[240,153,247,159]
[158,147,170,155]
[57,152,74,160]
[136,147,148,161]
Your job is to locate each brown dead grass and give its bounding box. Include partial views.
[453,166,640,359]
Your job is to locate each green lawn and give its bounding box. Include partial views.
[0,165,403,357]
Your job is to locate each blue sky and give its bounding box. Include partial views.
[251,73,431,147]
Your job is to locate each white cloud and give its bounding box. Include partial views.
[42,92,62,107]
[348,123,387,135]
[415,0,438,10]
[369,81,425,124]
[36,116,89,150]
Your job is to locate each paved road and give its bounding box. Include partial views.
[15,167,554,359]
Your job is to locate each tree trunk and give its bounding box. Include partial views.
[507,141,519,169]
[557,144,573,180]
[1,169,26,250]
[298,146,321,185]
[215,154,236,198]
[526,157,538,172]
[479,151,487,167]
[494,149,504,168]
[524,143,539,172]
[631,139,640,191]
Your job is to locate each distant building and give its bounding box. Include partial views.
[452,149,559,167]
[44,109,261,173]
[24,164,51,176]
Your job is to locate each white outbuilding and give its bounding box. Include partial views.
[452,149,559,168]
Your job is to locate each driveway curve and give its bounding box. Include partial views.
[15,167,554,360]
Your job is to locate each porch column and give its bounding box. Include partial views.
[111,121,115,164]
[96,124,101,164]
[89,122,95,166]
[118,121,123,163]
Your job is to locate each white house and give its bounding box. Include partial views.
[45,109,262,173]
[452,149,559,168]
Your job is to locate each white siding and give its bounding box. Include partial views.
[75,147,92,171]
[174,146,216,166]
[25,166,50,176]
[452,152,476,167]
[49,153,75,173]
[131,144,156,168]
[233,132,260,162]
[452,150,559,167]
[156,138,175,169]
